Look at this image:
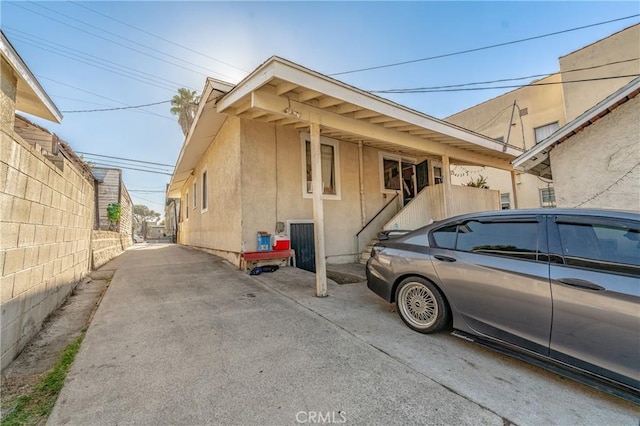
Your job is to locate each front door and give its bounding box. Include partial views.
[401,162,417,205]
[290,222,315,272]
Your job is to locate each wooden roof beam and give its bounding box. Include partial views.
[276,82,298,96]
[250,89,514,171]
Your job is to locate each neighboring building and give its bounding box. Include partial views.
[168,56,522,293]
[145,224,165,240]
[92,167,133,237]
[513,77,639,211]
[445,24,640,209]
[1,31,95,371]
[164,194,180,242]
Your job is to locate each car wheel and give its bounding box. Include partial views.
[396,277,449,334]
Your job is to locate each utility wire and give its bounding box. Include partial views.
[76,151,175,167]
[89,162,173,176]
[8,2,231,81]
[69,0,249,75]
[62,100,170,113]
[330,15,640,76]
[36,75,174,121]
[20,1,236,80]
[85,157,172,173]
[372,58,639,93]
[372,75,640,94]
[5,27,195,92]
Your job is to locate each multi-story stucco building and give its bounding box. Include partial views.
[445,24,639,209]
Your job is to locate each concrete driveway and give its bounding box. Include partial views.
[48,245,638,425]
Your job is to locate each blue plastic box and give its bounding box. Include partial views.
[257,233,271,252]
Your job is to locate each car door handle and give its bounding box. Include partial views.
[556,278,605,291]
[434,255,456,262]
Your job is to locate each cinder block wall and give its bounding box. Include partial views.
[0,133,95,371]
[119,183,133,236]
[91,230,132,269]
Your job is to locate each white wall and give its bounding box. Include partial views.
[550,95,640,211]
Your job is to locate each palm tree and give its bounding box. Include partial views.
[170,88,200,136]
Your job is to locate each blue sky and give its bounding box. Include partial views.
[2,1,639,216]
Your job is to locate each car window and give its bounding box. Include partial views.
[430,225,457,249]
[455,220,538,261]
[557,222,640,275]
[403,231,429,246]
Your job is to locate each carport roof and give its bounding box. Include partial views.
[169,56,522,197]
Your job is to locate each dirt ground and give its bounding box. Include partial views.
[0,268,114,415]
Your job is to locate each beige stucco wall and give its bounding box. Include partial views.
[1,132,95,371]
[239,120,418,263]
[178,117,243,265]
[560,24,640,122]
[550,95,640,211]
[445,74,565,208]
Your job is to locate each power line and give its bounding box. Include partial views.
[89,162,173,176]
[36,75,175,121]
[62,100,170,113]
[85,157,172,173]
[8,2,233,82]
[69,1,248,76]
[330,15,640,76]
[5,27,195,92]
[371,58,639,93]
[76,152,175,167]
[371,74,640,94]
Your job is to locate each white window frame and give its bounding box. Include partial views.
[193,180,197,209]
[500,193,511,210]
[378,151,417,195]
[300,133,341,200]
[534,121,559,144]
[201,168,208,213]
[185,191,189,220]
[540,187,556,208]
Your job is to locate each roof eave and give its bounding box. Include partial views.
[1,31,62,123]
[513,76,640,173]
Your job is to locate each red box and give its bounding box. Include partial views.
[273,238,290,250]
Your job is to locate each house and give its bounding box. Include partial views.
[168,56,522,295]
[92,167,134,236]
[445,24,639,209]
[513,77,639,211]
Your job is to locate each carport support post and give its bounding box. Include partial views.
[310,120,328,297]
[441,155,452,218]
[510,169,519,209]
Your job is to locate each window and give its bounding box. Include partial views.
[433,167,443,184]
[456,220,538,261]
[534,122,559,144]
[185,192,189,220]
[301,134,341,199]
[557,222,640,275]
[201,170,208,212]
[501,193,511,210]
[431,225,458,249]
[193,181,197,209]
[382,158,401,191]
[540,187,556,208]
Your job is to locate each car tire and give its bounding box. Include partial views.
[396,277,450,334]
